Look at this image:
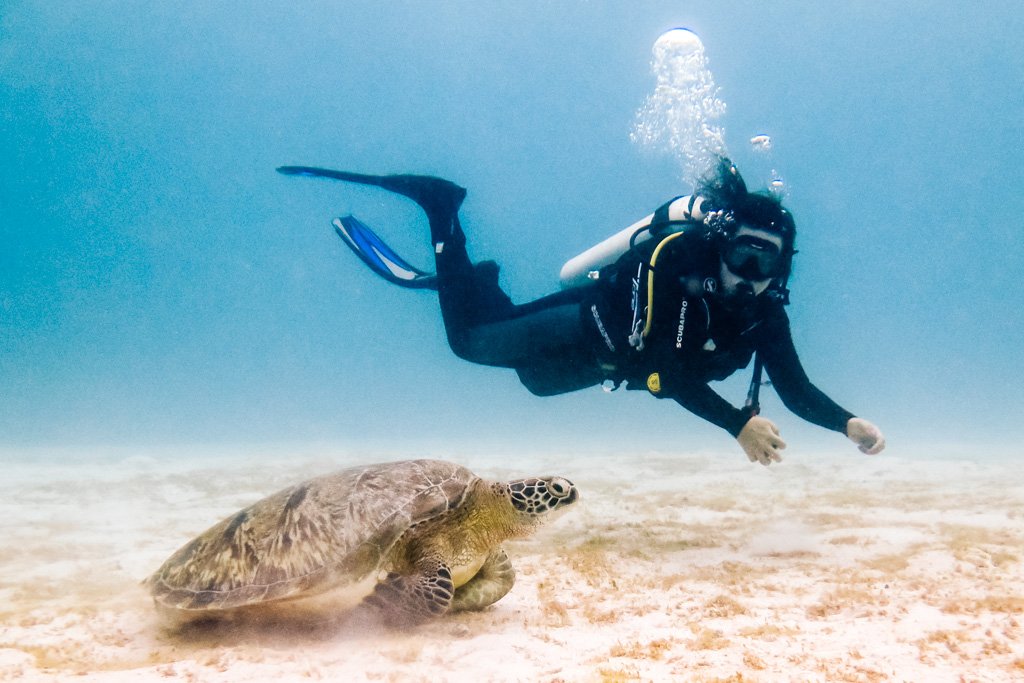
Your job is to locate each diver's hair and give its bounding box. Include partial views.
[696,157,797,257]
[696,156,749,209]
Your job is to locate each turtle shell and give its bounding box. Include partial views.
[147,459,478,611]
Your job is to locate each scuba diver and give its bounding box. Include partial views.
[277,158,885,466]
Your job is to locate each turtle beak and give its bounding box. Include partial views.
[559,486,579,507]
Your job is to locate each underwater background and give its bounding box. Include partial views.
[3,0,1023,461]
[4,4,1024,681]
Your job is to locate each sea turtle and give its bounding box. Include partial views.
[146,459,578,625]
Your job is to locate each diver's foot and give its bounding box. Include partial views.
[375,175,467,219]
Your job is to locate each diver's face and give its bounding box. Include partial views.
[719,227,785,305]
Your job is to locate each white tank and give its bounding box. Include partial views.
[559,194,709,289]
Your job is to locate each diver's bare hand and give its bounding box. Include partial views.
[846,418,886,455]
[737,416,786,466]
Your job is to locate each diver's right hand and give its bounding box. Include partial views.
[737,416,787,466]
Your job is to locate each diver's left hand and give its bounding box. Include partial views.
[846,418,886,455]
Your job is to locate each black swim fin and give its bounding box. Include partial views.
[276,166,466,220]
[332,215,438,290]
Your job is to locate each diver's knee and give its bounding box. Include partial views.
[446,332,476,363]
[516,356,602,396]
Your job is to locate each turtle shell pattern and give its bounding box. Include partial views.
[148,459,478,611]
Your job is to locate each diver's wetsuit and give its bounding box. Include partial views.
[314,171,855,438]
[430,188,854,437]
[577,226,854,436]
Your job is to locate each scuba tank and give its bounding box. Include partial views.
[559,194,715,289]
[561,157,756,290]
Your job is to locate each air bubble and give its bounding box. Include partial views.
[631,28,727,186]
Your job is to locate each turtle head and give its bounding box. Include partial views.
[497,476,579,527]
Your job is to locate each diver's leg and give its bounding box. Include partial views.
[354,179,519,358]
[454,299,588,367]
[455,295,603,394]
[348,178,518,357]
[279,166,520,359]
[353,178,516,358]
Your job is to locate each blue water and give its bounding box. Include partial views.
[2,1,1022,459]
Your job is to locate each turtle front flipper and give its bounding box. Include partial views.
[451,548,515,611]
[364,560,454,626]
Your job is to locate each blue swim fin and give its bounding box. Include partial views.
[332,215,438,290]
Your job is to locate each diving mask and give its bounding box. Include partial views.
[722,234,786,281]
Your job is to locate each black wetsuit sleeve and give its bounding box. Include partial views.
[759,307,855,434]
[668,379,751,438]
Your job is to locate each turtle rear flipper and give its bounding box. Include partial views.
[451,548,515,611]
[364,562,455,626]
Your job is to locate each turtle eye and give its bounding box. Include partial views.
[548,478,572,499]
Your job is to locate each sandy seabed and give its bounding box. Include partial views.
[1,447,1022,683]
